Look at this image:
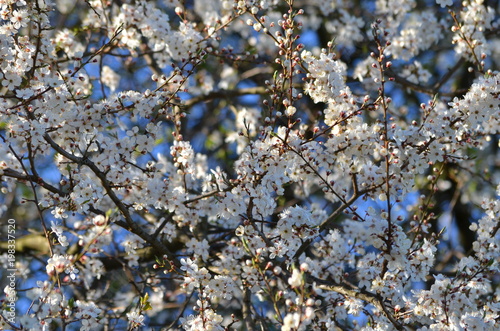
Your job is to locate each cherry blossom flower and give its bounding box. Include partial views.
[126,310,145,327]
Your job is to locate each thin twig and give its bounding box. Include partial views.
[183,87,267,109]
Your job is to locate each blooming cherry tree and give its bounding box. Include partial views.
[0,0,499,330]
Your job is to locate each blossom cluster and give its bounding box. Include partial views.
[0,0,499,330]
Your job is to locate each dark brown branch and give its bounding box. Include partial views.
[2,168,64,196]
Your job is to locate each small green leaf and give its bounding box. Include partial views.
[140,293,152,311]
[68,297,75,308]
